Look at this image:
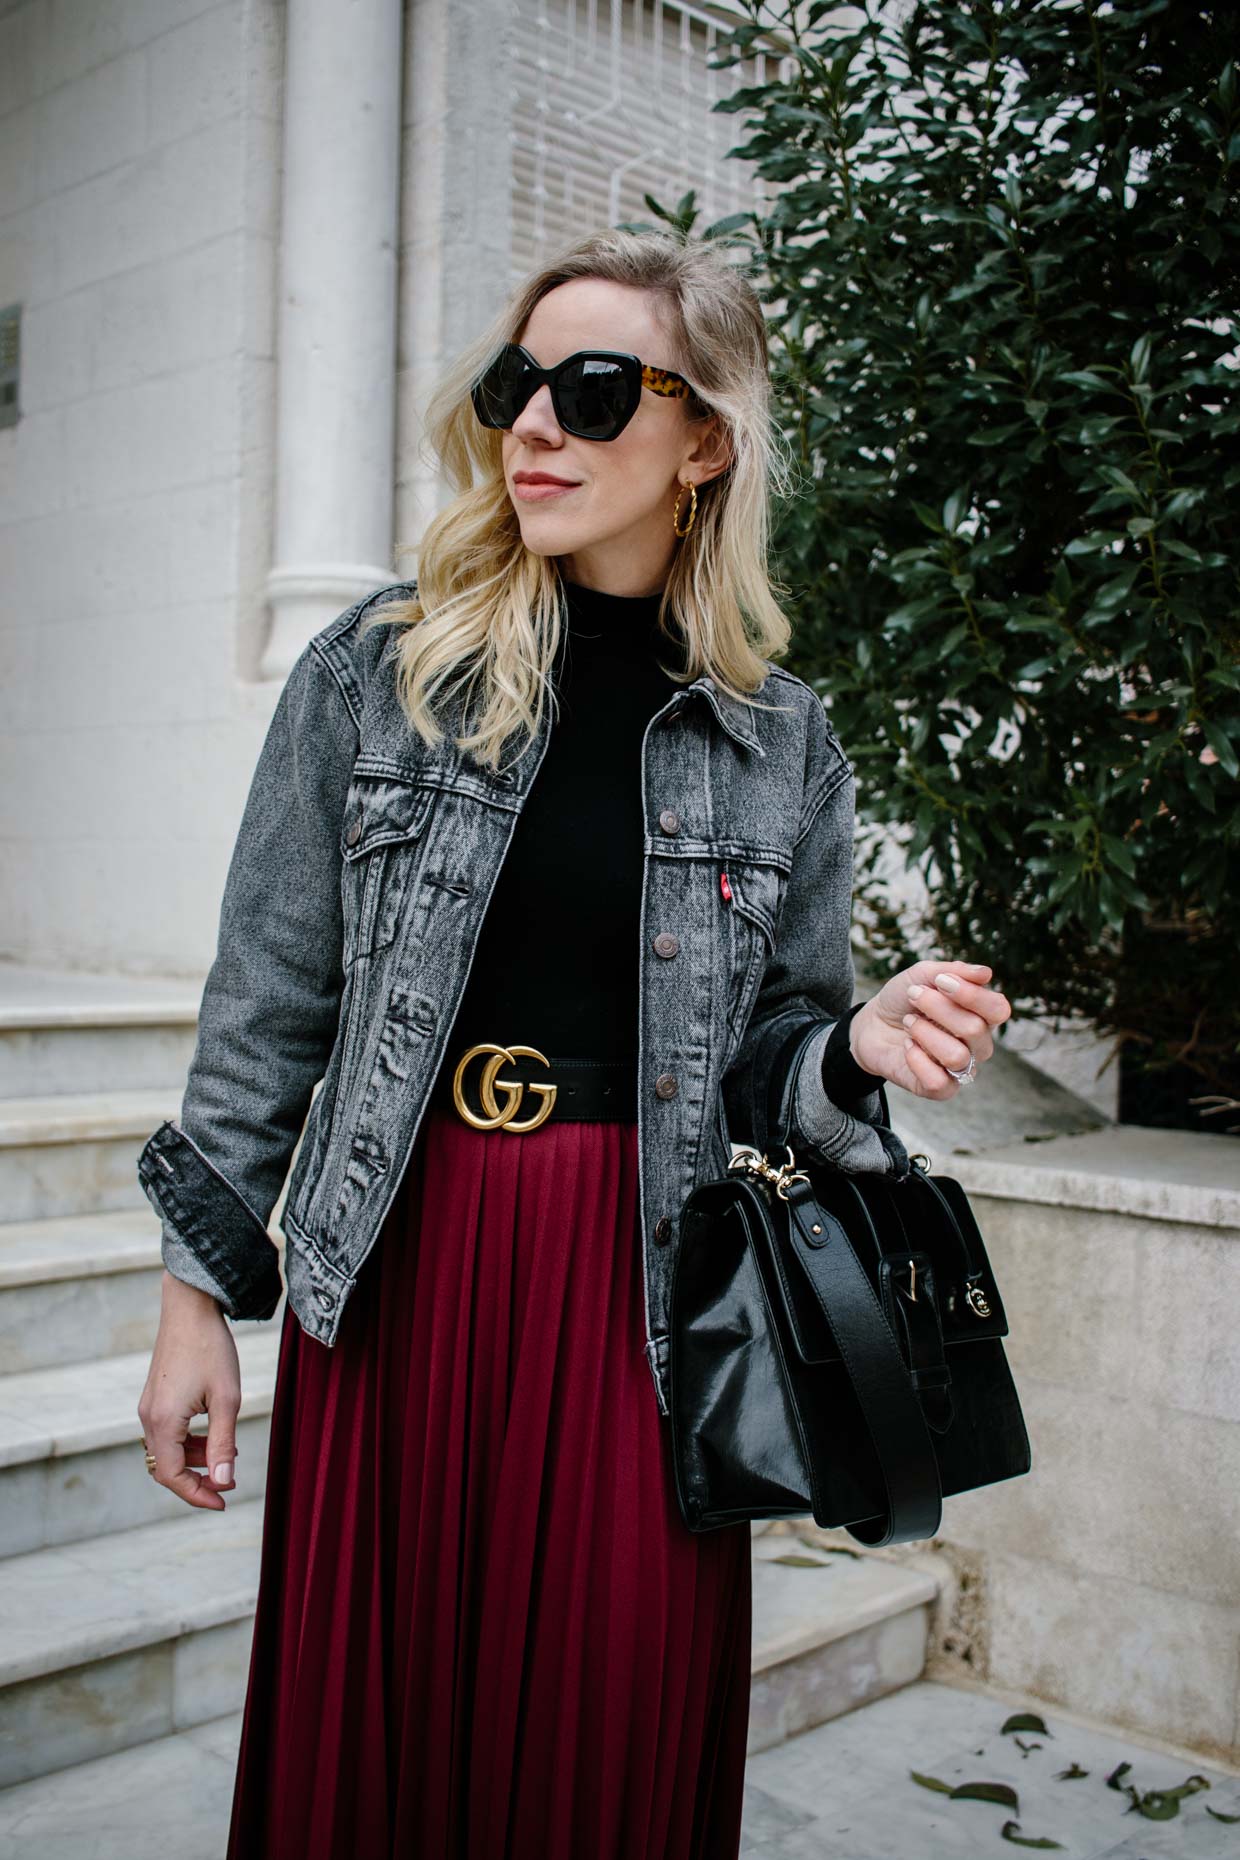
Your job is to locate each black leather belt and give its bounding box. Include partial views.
[430,1041,638,1127]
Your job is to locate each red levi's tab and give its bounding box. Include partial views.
[719,871,733,902]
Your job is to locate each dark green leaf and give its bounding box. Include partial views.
[1135,1791,1183,1820]
[1056,370,1117,391]
[950,1781,1021,1811]
[1000,1823,1064,1850]
[1200,721,1239,779]
[909,1770,956,1795]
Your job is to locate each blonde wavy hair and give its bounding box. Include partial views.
[362,225,800,773]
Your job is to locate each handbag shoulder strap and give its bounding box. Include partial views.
[783,1175,943,1546]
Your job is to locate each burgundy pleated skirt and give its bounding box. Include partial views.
[225,1100,753,1860]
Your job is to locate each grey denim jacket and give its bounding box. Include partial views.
[137,581,909,1417]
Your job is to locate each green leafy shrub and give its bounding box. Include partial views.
[636,0,1240,1129]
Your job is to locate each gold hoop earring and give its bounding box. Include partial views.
[672,481,698,538]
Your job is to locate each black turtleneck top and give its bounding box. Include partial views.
[447,577,679,1063]
[444,575,882,1105]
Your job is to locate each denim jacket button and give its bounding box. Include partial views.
[315,1288,335,1311]
[654,1072,678,1100]
[654,1214,674,1245]
[345,816,362,846]
[652,931,680,959]
[657,808,681,835]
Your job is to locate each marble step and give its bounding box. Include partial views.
[0,962,199,1101]
[0,1325,282,1558]
[748,1533,938,1755]
[0,1495,267,1790]
[0,1491,938,1791]
[0,1208,168,1371]
[0,1199,291,1375]
[0,1090,180,1222]
[0,1711,248,1860]
[0,1207,285,1374]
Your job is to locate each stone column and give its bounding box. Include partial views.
[262,0,404,680]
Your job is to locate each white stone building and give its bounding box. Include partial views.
[1,0,784,976]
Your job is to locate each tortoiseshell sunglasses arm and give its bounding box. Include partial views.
[641,364,695,400]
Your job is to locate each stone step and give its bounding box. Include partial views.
[0,1496,266,1790]
[0,1090,180,1222]
[0,1203,291,1376]
[0,960,200,1101]
[0,1207,285,1374]
[0,1324,282,1558]
[0,1494,939,1790]
[0,1711,247,1860]
[0,1208,166,1371]
[748,1532,938,1755]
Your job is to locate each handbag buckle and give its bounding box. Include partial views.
[727,1143,811,1199]
[965,1279,992,1318]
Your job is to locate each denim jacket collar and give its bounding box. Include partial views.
[675,672,767,758]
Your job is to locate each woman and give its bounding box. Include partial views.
[136,228,1009,1859]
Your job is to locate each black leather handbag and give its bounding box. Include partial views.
[669,1011,1032,1545]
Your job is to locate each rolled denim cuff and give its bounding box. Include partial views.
[792,1022,911,1177]
[137,1119,285,1321]
[159,1224,233,1309]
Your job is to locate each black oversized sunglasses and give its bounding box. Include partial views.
[470,342,702,442]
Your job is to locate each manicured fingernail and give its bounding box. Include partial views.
[908,984,923,999]
[903,1038,913,1050]
[214,1461,233,1484]
[902,1013,916,1027]
[935,974,961,992]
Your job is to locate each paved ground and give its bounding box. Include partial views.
[0,1678,1236,1857]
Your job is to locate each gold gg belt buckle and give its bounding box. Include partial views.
[451,1042,557,1132]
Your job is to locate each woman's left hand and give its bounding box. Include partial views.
[850,961,1011,1100]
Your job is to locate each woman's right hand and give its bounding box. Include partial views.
[137,1271,242,1510]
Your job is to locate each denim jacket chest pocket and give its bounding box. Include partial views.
[721,857,789,1044]
[339,772,436,964]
